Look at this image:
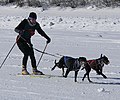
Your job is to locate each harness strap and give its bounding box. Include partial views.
[73,59,80,71]
[97,59,104,68]
[64,56,71,67]
[88,60,96,65]
[64,56,80,71]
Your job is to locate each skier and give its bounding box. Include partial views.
[14,12,51,75]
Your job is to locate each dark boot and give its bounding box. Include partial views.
[32,68,44,75]
[22,65,30,75]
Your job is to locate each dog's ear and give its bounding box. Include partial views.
[100,54,103,58]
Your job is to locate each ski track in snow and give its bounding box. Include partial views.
[0,6,120,100]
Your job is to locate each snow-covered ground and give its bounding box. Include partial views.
[0,6,120,100]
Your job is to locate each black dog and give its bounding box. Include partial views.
[51,56,87,82]
[82,54,110,82]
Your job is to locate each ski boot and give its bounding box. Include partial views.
[32,68,44,75]
[22,65,30,75]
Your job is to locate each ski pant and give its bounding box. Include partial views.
[17,37,36,69]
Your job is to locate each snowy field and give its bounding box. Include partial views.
[0,6,120,100]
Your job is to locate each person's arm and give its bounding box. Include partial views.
[36,23,51,44]
[14,19,27,34]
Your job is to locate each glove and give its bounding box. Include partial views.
[46,38,51,44]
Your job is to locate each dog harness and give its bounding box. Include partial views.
[97,59,104,69]
[87,60,96,65]
[73,59,80,71]
[64,56,80,71]
[88,59,104,70]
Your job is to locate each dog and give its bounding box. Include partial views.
[51,56,87,82]
[82,54,110,82]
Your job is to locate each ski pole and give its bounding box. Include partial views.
[36,43,48,67]
[0,35,20,69]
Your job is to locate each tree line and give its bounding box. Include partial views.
[0,0,120,8]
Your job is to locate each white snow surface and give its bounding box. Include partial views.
[0,6,120,100]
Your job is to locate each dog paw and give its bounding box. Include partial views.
[89,80,93,83]
[75,80,77,82]
[64,76,67,78]
[51,68,54,71]
[62,75,65,77]
[82,79,84,81]
[104,76,107,79]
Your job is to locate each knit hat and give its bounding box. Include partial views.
[29,12,37,19]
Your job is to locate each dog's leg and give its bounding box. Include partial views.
[100,72,107,78]
[87,72,92,82]
[82,64,92,82]
[64,69,70,78]
[99,68,103,73]
[82,68,88,81]
[82,71,92,82]
[96,70,101,75]
[51,60,57,71]
[96,70,107,78]
[86,68,92,82]
[75,71,78,82]
[62,67,64,76]
[82,73,87,81]
[99,69,107,78]
[51,65,56,71]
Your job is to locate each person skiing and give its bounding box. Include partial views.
[14,12,51,75]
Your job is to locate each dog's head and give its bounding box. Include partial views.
[100,54,110,65]
[78,57,87,66]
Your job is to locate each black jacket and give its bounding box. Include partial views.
[15,19,50,43]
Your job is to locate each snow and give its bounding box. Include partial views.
[0,6,120,100]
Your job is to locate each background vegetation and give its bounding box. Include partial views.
[0,0,120,8]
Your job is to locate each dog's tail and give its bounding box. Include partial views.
[51,60,57,71]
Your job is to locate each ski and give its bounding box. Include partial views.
[16,73,63,78]
[16,73,51,78]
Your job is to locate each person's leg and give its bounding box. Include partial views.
[22,54,29,75]
[22,54,28,67]
[29,48,44,75]
[17,40,30,74]
[29,48,36,68]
